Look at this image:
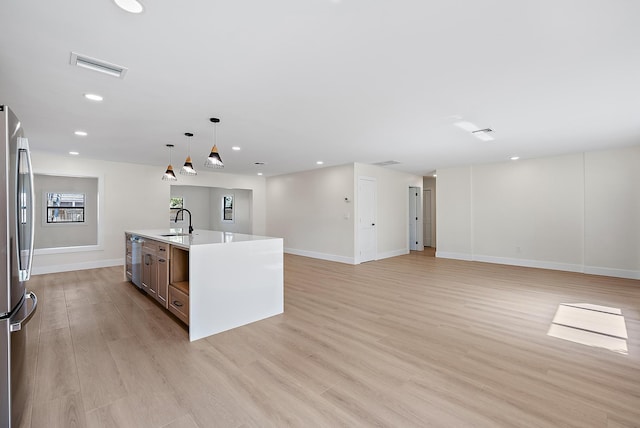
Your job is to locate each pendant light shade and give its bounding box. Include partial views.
[205,117,224,168]
[180,132,197,175]
[162,144,177,181]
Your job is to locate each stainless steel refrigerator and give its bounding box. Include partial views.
[1,105,37,428]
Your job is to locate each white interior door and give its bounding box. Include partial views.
[409,187,419,250]
[358,177,377,263]
[423,189,432,247]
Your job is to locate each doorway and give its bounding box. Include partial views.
[358,177,377,263]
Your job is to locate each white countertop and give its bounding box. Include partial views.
[126,228,281,249]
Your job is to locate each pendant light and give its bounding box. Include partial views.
[162,144,177,181]
[205,117,224,168]
[180,132,197,175]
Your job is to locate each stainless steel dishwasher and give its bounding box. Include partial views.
[130,236,144,289]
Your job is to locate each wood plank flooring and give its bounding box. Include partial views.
[19,251,640,427]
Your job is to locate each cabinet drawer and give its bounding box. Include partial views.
[168,285,189,325]
[157,243,169,257]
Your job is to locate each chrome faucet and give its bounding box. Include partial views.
[174,208,193,234]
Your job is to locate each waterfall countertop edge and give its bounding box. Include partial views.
[125,229,282,249]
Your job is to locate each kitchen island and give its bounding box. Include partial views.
[125,229,283,341]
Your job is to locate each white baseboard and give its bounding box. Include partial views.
[377,248,409,260]
[32,258,124,275]
[284,248,355,265]
[472,255,584,273]
[435,252,640,281]
[435,251,473,261]
[584,266,640,280]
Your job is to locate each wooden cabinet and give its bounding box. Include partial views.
[168,246,190,325]
[141,243,155,296]
[140,239,170,308]
[157,255,169,306]
[125,236,188,324]
[156,242,169,305]
[168,282,189,325]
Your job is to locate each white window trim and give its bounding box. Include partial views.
[33,172,104,255]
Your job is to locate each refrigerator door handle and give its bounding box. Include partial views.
[17,137,35,282]
[10,292,38,332]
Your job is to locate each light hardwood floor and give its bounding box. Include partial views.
[19,251,640,427]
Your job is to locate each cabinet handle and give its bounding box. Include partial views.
[159,259,166,263]
[173,300,183,307]
[159,247,166,252]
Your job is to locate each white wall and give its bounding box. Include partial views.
[31,153,167,274]
[266,163,422,264]
[168,170,266,235]
[209,187,253,234]
[436,166,472,259]
[34,174,99,249]
[355,163,423,261]
[266,164,355,263]
[169,186,252,234]
[472,154,585,269]
[170,185,211,230]
[584,146,640,278]
[31,152,267,274]
[436,145,640,279]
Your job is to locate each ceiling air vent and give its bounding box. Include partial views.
[373,160,401,167]
[69,52,128,79]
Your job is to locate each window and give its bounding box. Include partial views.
[46,193,85,223]
[170,196,184,221]
[222,195,234,222]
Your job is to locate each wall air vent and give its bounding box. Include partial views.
[373,160,401,167]
[69,52,128,79]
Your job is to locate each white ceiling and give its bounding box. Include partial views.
[1,0,639,177]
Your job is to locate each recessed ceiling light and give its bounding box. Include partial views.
[316,161,324,165]
[257,172,263,176]
[232,146,241,151]
[433,174,437,178]
[69,151,79,156]
[510,156,520,161]
[84,93,103,102]
[114,0,144,13]
[74,130,87,136]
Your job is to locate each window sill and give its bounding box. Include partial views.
[34,244,103,255]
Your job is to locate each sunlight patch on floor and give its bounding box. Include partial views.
[547,303,628,355]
